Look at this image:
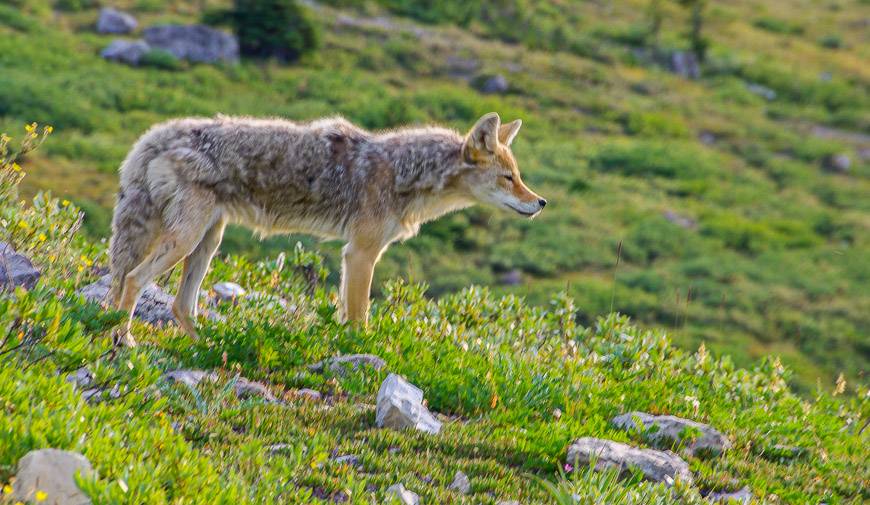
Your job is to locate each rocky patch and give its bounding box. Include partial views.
[376,374,442,435]
[12,449,95,505]
[0,241,40,291]
[100,39,150,66]
[162,369,278,402]
[78,274,175,326]
[309,353,386,376]
[566,437,693,485]
[612,411,730,457]
[704,487,753,504]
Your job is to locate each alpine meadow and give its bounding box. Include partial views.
[0,0,868,504]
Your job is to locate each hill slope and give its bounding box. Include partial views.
[1,0,868,391]
[1,134,869,503]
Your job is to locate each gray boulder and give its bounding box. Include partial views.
[385,483,419,505]
[705,487,753,504]
[0,241,40,291]
[663,210,697,230]
[100,39,150,66]
[96,7,137,34]
[612,411,730,457]
[566,437,693,485]
[143,25,238,63]
[309,353,386,376]
[162,369,277,402]
[12,449,94,505]
[448,470,471,494]
[78,274,175,326]
[746,83,777,101]
[376,374,441,435]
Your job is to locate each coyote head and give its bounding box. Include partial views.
[461,112,547,218]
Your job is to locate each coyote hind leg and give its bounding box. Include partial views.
[172,218,226,339]
[117,189,216,345]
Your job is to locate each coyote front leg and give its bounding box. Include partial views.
[340,241,384,324]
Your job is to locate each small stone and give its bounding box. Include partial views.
[96,7,137,34]
[823,153,851,173]
[669,51,700,79]
[309,354,387,376]
[100,39,151,66]
[332,454,361,467]
[65,367,93,389]
[566,437,693,485]
[746,83,777,101]
[385,483,419,505]
[213,281,246,302]
[12,449,95,505]
[376,374,442,435]
[612,412,730,457]
[498,269,523,286]
[294,388,323,401]
[448,470,471,494]
[0,241,40,291]
[705,487,753,504]
[476,74,509,94]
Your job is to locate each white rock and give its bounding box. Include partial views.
[12,449,94,505]
[213,281,246,302]
[448,470,471,494]
[385,483,419,505]
[566,437,693,485]
[706,487,753,504]
[376,374,441,435]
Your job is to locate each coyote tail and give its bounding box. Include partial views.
[108,181,158,307]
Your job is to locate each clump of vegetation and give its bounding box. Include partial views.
[206,0,320,62]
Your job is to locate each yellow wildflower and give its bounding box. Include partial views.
[62,199,70,206]
[17,220,28,229]
[35,490,47,502]
[25,123,35,134]
[38,233,46,242]
[12,163,21,172]
[3,483,13,494]
[44,126,53,134]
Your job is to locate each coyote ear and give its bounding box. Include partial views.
[464,112,501,158]
[498,119,522,146]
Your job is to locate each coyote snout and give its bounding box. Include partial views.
[109,111,545,345]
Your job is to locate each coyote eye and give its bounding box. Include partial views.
[502,174,514,182]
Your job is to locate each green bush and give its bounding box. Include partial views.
[589,141,718,179]
[753,17,804,35]
[207,0,320,62]
[139,49,183,70]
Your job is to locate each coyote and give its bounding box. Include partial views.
[108,112,546,345]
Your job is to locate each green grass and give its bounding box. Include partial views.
[1,0,868,394]
[0,140,868,503]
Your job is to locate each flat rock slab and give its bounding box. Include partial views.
[567,437,693,485]
[376,374,441,435]
[13,449,94,505]
[143,24,238,63]
[309,353,386,376]
[0,241,40,291]
[78,274,175,326]
[612,411,730,457]
[162,369,277,402]
[101,39,150,66]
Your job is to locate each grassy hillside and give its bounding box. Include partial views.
[1,0,868,393]
[1,133,868,503]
